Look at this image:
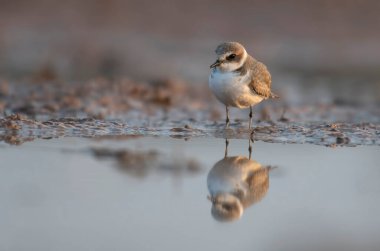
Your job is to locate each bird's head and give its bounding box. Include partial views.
[208,193,243,222]
[210,42,247,72]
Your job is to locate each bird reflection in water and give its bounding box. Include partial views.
[207,138,274,222]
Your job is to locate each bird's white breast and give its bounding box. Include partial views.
[209,69,263,108]
[207,157,261,197]
[207,164,249,197]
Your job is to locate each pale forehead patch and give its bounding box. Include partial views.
[215,42,245,55]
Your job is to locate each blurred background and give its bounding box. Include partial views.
[0,0,379,110]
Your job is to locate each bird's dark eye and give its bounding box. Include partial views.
[227,54,236,60]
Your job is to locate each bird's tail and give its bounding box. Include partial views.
[270,92,280,99]
[266,165,278,171]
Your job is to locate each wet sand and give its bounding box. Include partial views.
[0,137,379,251]
[1,115,379,147]
[1,79,379,147]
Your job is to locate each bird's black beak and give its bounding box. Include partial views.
[210,60,221,68]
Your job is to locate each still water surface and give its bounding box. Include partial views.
[0,137,379,251]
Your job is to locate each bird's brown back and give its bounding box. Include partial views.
[244,56,273,99]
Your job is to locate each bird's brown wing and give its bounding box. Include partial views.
[240,167,270,207]
[248,61,274,99]
[247,167,270,191]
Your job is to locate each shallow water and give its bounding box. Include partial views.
[1,137,379,251]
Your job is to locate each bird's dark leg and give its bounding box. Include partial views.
[249,106,253,131]
[248,137,253,160]
[225,106,230,128]
[224,138,229,158]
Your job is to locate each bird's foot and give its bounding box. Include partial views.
[225,119,230,129]
[249,128,256,140]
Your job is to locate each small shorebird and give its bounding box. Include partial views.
[209,42,278,130]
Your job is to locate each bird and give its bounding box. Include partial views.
[207,154,272,222]
[209,42,278,130]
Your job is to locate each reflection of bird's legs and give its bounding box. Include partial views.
[225,106,230,128]
[248,137,253,160]
[224,138,229,158]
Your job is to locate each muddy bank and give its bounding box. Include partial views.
[1,114,379,147]
[1,79,379,121]
[0,79,379,147]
